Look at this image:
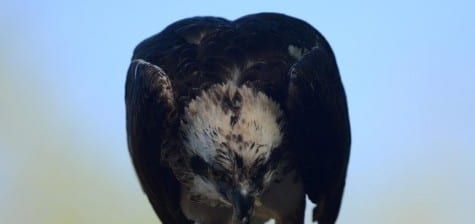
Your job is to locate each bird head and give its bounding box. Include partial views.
[180,83,286,223]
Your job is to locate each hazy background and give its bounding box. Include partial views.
[1,0,474,223]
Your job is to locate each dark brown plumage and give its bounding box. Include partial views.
[125,12,350,224]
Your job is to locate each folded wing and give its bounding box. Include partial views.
[286,44,351,224]
[125,59,191,224]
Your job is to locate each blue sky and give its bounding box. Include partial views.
[1,0,474,223]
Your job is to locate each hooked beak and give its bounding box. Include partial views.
[229,189,254,224]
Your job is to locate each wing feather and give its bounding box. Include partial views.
[125,59,191,224]
[286,45,351,224]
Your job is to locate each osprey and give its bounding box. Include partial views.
[125,13,351,224]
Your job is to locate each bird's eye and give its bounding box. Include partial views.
[211,167,232,185]
[250,164,269,192]
[190,156,209,176]
[255,165,267,180]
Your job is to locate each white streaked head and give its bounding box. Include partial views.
[180,82,286,206]
[181,82,284,164]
